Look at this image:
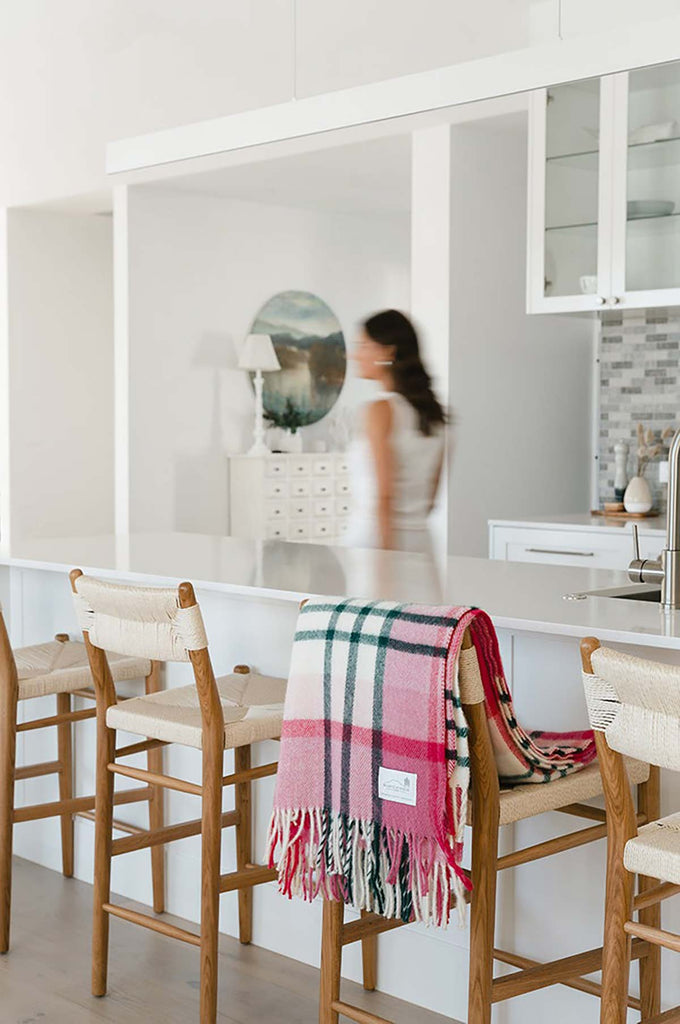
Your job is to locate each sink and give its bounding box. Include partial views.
[589,586,662,603]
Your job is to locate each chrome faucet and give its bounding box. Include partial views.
[628,427,680,609]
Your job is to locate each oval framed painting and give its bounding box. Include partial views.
[249,290,346,426]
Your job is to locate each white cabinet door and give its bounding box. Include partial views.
[528,61,680,314]
[610,63,680,311]
[527,79,616,314]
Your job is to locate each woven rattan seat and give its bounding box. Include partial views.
[482,758,650,827]
[107,669,286,749]
[16,639,150,701]
[624,812,680,886]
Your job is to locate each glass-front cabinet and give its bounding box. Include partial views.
[528,60,680,313]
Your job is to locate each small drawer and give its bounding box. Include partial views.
[287,522,310,540]
[289,458,310,476]
[335,499,351,517]
[312,479,333,497]
[289,499,310,518]
[335,479,351,496]
[265,478,288,498]
[313,520,334,539]
[312,458,333,476]
[266,522,286,539]
[290,479,311,497]
[266,499,287,520]
[313,499,333,517]
[336,458,350,475]
[266,458,289,478]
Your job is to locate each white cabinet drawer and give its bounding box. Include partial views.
[312,520,334,539]
[290,479,311,497]
[266,522,286,539]
[287,522,310,540]
[265,478,288,498]
[312,458,333,476]
[490,524,662,570]
[336,458,349,475]
[289,458,310,476]
[266,500,287,521]
[335,498,351,517]
[313,499,333,517]
[289,499,310,518]
[335,479,351,496]
[265,458,288,478]
[312,478,334,497]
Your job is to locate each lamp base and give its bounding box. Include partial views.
[246,440,270,457]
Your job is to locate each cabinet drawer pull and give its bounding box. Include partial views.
[525,547,595,557]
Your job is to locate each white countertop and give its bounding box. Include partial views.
[489,512,667,535]
[3,532,680,651]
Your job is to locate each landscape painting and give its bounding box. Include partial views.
[250,290,346,426]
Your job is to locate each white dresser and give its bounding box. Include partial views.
[229,453,351,543]
[489,515,666,569]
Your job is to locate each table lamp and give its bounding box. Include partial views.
[238,333,281,456]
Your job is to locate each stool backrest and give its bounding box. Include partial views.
[584,642,680,772]
[71,571,209,663]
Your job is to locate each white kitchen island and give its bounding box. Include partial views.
[3,532,680,1023]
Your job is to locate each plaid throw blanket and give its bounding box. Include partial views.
[267,600,596,927]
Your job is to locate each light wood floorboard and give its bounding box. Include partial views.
[0,858,455,1023]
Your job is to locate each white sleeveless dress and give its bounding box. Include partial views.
[343,392,444,553]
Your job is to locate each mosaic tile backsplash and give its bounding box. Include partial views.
[599,308,680,510]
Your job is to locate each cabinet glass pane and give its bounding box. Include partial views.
[544,79,600,298]
[626,61,680,292]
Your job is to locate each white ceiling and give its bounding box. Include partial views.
[153,134,413,216]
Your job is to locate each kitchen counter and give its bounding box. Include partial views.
[4,533,680,1023]
[2,530,680,649]
[489,512,666,534]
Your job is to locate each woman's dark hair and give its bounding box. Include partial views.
[362,309,447,436]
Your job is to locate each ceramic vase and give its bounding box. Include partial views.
[623,475,653,514]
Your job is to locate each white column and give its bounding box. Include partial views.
[0,209,10,555]
[411,125,452,558]
[113,185,130,540]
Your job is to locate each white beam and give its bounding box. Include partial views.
[107,15,680,176]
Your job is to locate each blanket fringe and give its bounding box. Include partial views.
[267,807,470,928]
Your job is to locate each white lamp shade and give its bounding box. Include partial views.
[238,333,281,372]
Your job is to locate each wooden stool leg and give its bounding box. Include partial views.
[199,749,223,1024]
[145,663,165,914]
[56,692,74,878]
[637,767,661,1019]
[320,899,343,1024]
[596,735,636,1024]
[234,745,252,945]
[0,681,17,954]
[360,910,377,991]
[92,713,115,996]
[467,815,499,1024]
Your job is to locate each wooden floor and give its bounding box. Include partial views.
[1,858,455,1023]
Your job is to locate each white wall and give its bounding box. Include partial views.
[448,115,594,556]
[127,186,410,533]
[7,210,115,540]
[0,1,677,208]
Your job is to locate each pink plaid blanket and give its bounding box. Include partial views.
[267,600,595,927]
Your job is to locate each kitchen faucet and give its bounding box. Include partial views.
[628,427,680,609]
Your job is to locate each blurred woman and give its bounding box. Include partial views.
[344,309,446,553]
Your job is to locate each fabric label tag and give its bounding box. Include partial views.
[378,766,417,806]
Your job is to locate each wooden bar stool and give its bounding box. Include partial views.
[319,630,657,1024]
[0,603,160,954]
[70,569,289,1024]
[582,638,678,1024]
